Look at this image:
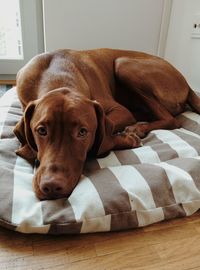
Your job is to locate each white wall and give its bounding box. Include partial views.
[165,0,200,91]
[43,0,165,55]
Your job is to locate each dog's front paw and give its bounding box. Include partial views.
[114,130,142,148]
[111,129,142,151]
[123,131,143,147]
[125,123,148,138]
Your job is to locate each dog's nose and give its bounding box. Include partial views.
[40,178,66,199]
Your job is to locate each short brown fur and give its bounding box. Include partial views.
[14,48,200,200]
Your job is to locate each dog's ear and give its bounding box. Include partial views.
[91,101,114,157]
[14,101,37,165]
[23,101,37,152]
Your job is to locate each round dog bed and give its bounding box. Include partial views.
[1,88,200,234]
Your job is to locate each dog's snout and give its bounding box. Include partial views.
[34,160,82,200]
[49,164,64,173]
[40,177,66,199]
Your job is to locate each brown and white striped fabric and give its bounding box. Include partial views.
[1,88,200,234]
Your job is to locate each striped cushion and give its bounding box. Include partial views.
[1,88,200,234]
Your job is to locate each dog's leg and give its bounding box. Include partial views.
[187,88,200,113]
[106,103,142,149]
[105,101,136,132]
[125,95,181,137]
[115,57,180,137]
[94,101,142,156]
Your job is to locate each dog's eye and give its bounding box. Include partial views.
[78,127,88,137]
[37,126,47,136]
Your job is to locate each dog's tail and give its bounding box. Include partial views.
[187,88,200,114]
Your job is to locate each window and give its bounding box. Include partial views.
[0,0,23,60]
[0,0,44,78]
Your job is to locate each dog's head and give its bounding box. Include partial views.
[14,87,113,200]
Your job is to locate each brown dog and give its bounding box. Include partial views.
[14,48,200,200]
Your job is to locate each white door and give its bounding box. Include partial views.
[43,0,166,55]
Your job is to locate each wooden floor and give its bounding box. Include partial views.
[1,213,200,270]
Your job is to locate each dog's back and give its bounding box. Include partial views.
[16,48,151,108]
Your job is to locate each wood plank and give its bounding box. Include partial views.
[0,80,16,85]
[0,213,200,269]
